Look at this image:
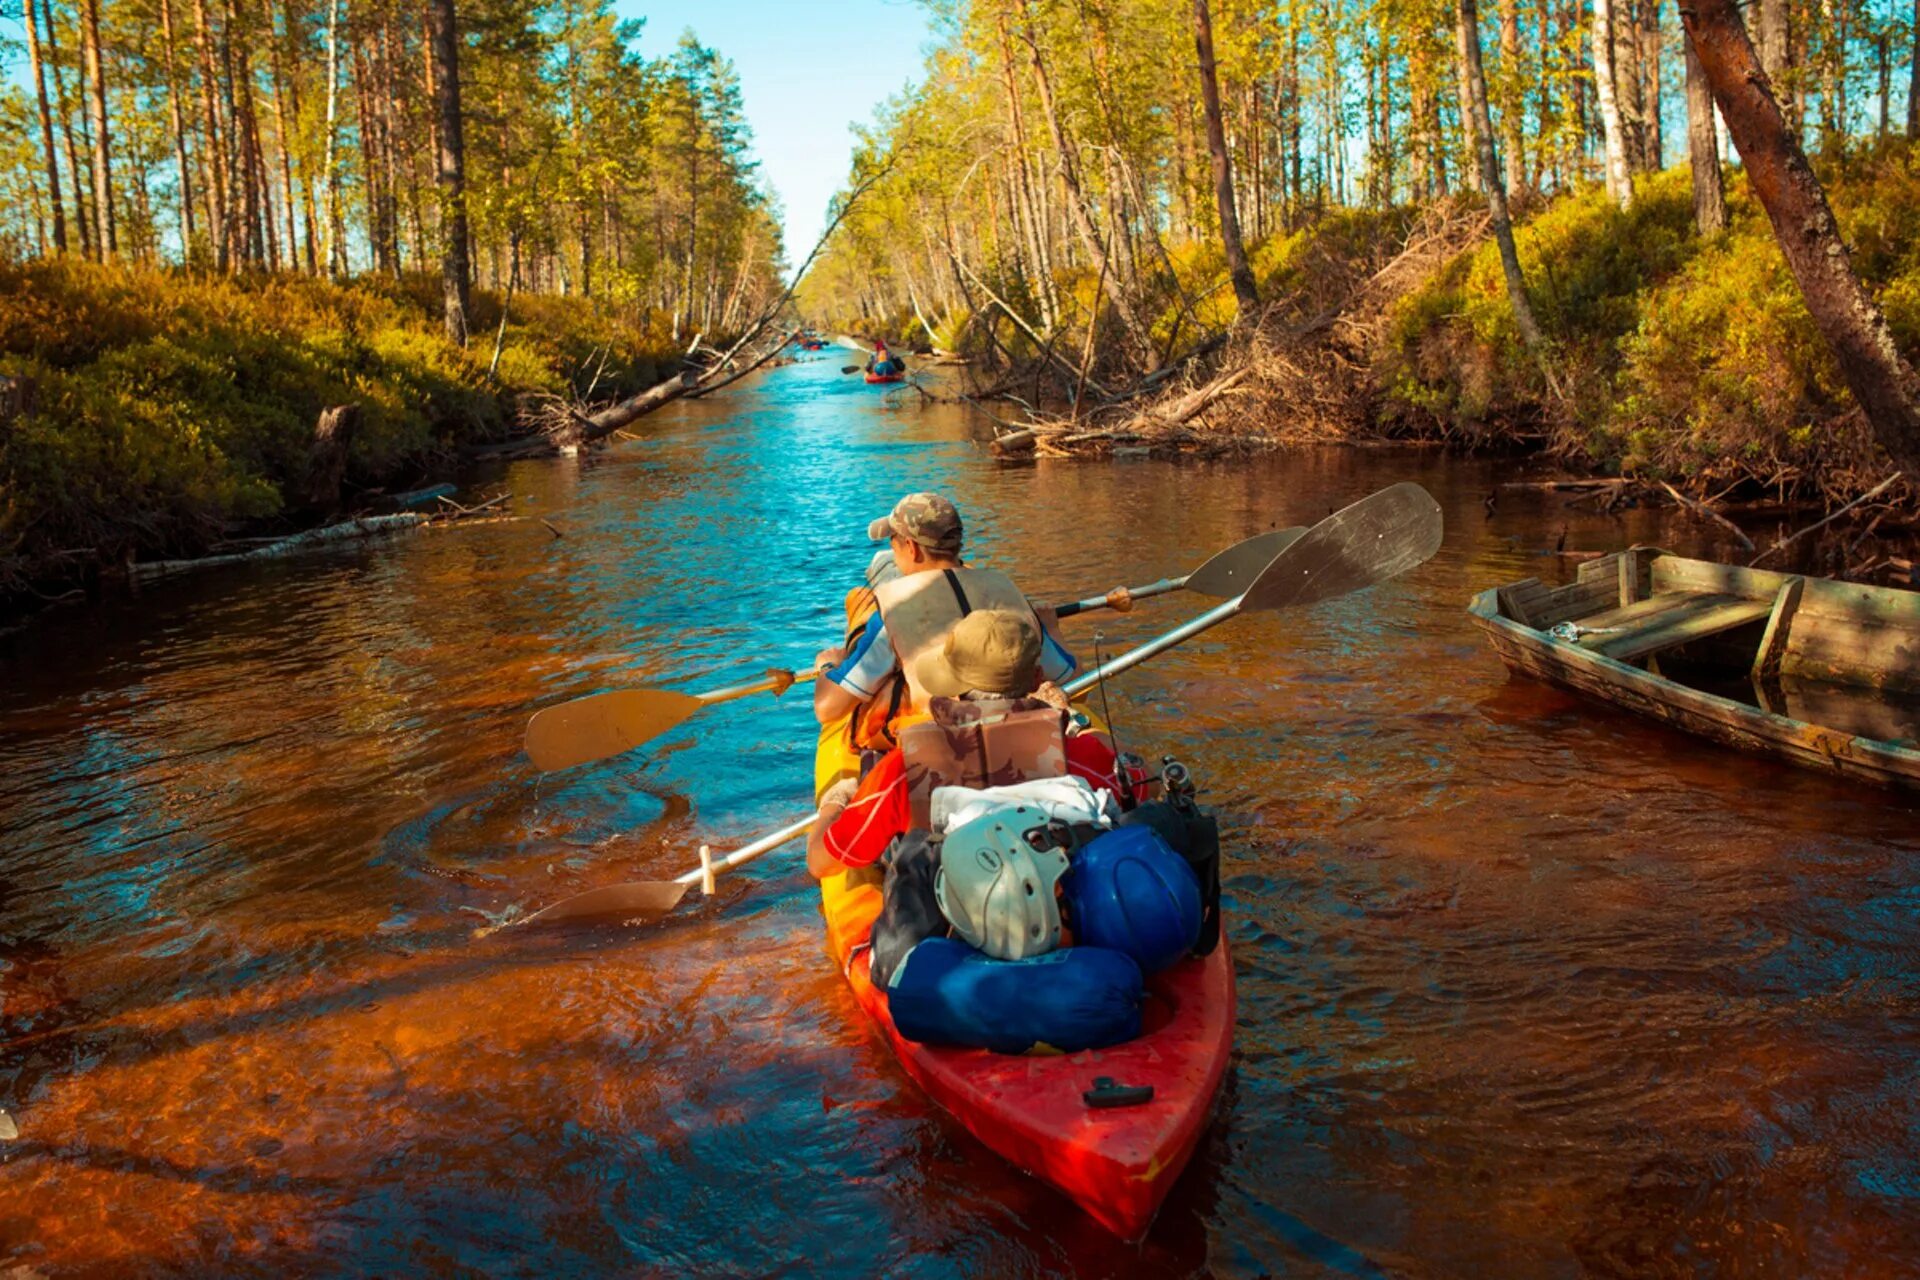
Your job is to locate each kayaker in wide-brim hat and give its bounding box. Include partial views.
[807,609,1118,880]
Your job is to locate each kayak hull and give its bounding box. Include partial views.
[864,372,905,384]
[821,869,1234,1240]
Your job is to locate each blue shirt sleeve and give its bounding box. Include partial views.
[826,614,895,699]
[1039,627,1076,682]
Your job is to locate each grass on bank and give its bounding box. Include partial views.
[1376,139,1920,493]
[0,259,678,598]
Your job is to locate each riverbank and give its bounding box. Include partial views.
[967,143,1919,549]
[0,259,686,616]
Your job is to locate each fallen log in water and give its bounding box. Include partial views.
[129,514,433,581]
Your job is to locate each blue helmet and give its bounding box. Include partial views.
[1061,825,1202,975]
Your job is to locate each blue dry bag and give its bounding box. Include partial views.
[886,938,1143,1054]
[1061,824,1202,975]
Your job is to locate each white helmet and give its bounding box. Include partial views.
[935,806,1071,960]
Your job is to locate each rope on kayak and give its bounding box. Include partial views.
[1091,630,1128,774]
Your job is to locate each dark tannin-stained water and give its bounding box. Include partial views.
[3,356,1917,1277]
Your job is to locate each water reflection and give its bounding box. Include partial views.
[2,355,1917,1276]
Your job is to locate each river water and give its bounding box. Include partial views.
[2,355,1916,1277]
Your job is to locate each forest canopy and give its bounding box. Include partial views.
[0,0,786,335]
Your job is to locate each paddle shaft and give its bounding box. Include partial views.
[1063,594,1243,697]
[699,669,814,706]
[1053,576,1180,618]
[668,815,817,886]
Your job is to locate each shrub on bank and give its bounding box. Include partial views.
[0,259,678,595]
[1375,141,1920,489]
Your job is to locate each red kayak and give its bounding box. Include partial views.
[864,370,905,384]
[821,872,1234,1239]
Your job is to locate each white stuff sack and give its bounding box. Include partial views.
[930,775,1119,835]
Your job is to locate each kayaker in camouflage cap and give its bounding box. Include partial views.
[867,491,962,555]
[812,492,1078,761]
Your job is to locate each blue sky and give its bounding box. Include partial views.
[620,0,940,272]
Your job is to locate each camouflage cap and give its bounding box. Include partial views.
[867,492,963,555]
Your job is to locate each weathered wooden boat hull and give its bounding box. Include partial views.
[1470,549,1920,790]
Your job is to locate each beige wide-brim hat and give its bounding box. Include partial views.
[909,609,1043,699]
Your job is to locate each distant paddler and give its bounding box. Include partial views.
[864,339,907,381]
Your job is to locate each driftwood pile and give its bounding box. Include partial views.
[987,200,1495,459]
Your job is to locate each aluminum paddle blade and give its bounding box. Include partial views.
[524,688,705,772]
[1183,526,1307,597]
[1242,482,1444,611]
[514,879,692,928]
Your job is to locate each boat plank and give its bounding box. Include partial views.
[1751,576,1806,685]
[1588,596,1773,662]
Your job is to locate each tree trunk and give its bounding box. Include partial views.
[1755,0,1789,132]
[1909,0,1919,138]
[1683,32,1727,235]
[24,0,68,254]
[995,11,1055,327]
[46,10,94,258]
[1455,20,1484,193]
[1498,0,1525,193]
[321,0,346,276]
[1015,1,1154,361]
[225,0,267,265]
[304,404,362,511]
[262,0,299,271]
[1193,0,1259,321]
[1877,33,1890,136]
[158,0,197,251]
[1458,0,1550,361]
[192,0,229,268]
[426,0,470,344]
[79,0,116,258]
[1591,0,1634,206]
[1682,0,1920,474]
[353,42,387,274]
[1642,0,1663,167]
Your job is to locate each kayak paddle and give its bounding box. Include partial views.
[524,668,810,774]
[522,526,1309,773]
[1051,525,1305,618]
[506,482,1443,929]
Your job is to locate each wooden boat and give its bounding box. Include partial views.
[1470,547,1920,788]
[812,724,1233,1239]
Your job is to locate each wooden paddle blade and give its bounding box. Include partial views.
[515,879,691,928]
[1243,483,1444,612]
[1183,526,1307,597]
[523,688,706,772]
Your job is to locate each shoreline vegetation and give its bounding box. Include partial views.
[1,0,790,620]
[0,257,705,615]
